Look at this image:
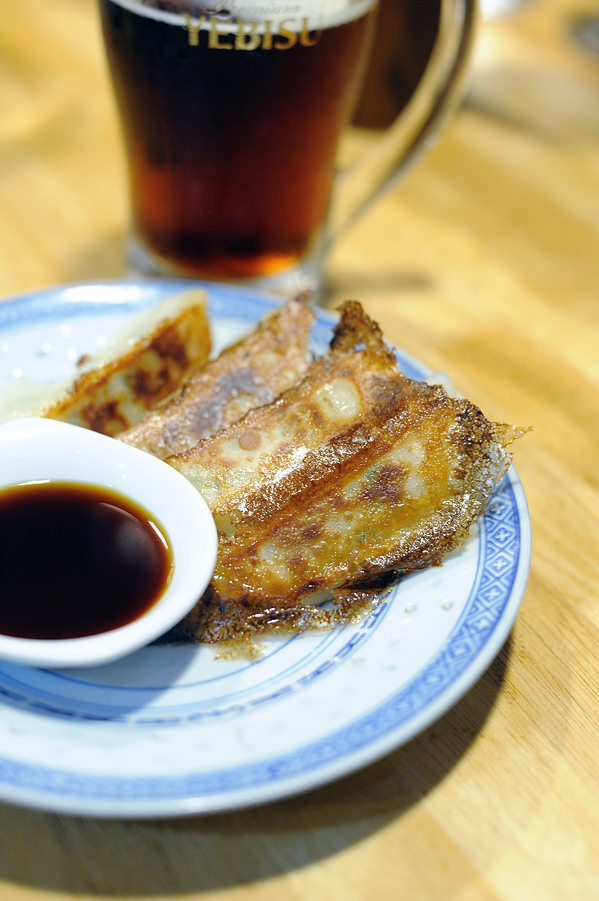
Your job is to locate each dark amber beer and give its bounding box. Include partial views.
[99,1,377,281]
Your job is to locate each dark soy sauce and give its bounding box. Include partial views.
[0,482,172,640]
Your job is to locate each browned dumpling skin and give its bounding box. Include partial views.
[121,297,315,459]
[169,302,523,620]
[42,290,211,436]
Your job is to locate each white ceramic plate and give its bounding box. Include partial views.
[0,280,531,818]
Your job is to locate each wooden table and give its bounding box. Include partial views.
[0,0,598,897]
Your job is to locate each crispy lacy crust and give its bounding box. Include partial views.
[41,289,211,436]
[169,302,523,614]
[167,300,399,510]
[120,297,315,459]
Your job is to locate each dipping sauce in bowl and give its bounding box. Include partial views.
[0,417,217,669]
[0,481,173,640]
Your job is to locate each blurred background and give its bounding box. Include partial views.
[353,0,599,143]
[0,5,597,899]
[0,0,597,296]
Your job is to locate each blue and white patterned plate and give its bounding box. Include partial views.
[0,280,531,818]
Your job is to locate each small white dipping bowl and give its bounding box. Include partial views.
[0,417,217,669]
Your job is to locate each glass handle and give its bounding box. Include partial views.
[326,0,478,249]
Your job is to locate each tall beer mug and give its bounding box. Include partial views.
[99,1,476,296]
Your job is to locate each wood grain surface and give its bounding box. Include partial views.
[0,0,598,898]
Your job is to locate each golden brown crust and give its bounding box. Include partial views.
[168,301,399,510]
[170,302,522,627]
[204,384,515,606]
[42,290,211,436]
[120,297,315,459]
[329,298,387,352]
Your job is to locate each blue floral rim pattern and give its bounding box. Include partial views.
[0,281,531,816]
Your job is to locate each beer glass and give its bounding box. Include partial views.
[98,1,477,296]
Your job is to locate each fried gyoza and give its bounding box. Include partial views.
[169,302,521,617]
[120,297,315,459]
[41,289,211,436]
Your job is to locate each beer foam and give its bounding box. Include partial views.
[106,0,376,31]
